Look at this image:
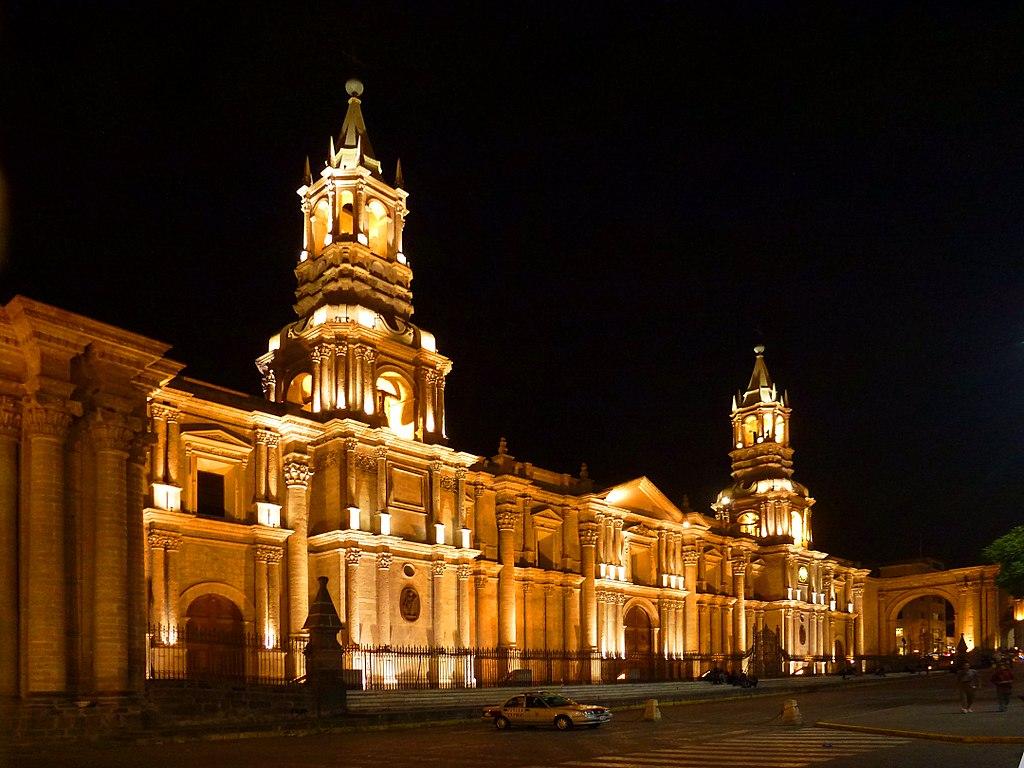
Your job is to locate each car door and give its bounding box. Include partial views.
[504,695,527,725]
[525,694,549,725]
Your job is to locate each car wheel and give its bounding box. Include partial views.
[555,715,573,731]
[495,716,510,730]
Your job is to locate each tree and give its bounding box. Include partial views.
[983,526,1024,598]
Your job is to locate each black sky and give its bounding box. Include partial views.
[2,3,1022,568]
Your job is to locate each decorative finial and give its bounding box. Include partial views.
[346,78,364,97]
[395,157,404,189]
[303,155,312,186]
[754,345,765,355]
[498,436,508,455]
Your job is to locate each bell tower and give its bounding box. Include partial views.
[256,80,451,444]
[713,346,814,547]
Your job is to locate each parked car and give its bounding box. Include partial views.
[482,691,612,730]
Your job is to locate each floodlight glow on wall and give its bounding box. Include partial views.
[379,512,391,536]
[598,563,607,578]
[348,506,361,530]
[256,502,281,528]
[459,528,471,549]
[434,523,445,545]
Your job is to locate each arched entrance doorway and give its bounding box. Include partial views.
[185,594,245,680]
[619,605,656,681]
[895,596,956,656]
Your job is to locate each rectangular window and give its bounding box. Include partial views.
[196,470,226,517]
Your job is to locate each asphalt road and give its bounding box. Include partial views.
[10,676,1024,768]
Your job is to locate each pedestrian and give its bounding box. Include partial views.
[956,661,979,713]
[991,662,1014,712]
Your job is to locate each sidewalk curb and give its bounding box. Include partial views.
[815,720,1024,744]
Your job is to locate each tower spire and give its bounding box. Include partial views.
[329,78,382,176]
[743,345,776,406]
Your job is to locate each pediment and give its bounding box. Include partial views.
[601,477,684,523]
[531,506,563,527]
[181,425,253,455]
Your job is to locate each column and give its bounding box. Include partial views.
[615,594,626,658]
[311,346,323,412]
[323,344,335,411]
[429,461,443,538]
[436,374,446,437]
[732,559,747,652]
[457,565,472,648]
[612,519,624,567]
[826,616,835,661]
[23,400,72,694]
[164,535,183,633]
[150,404,169,483]
[326,180,337,240]
[375,446,388,524]
[265,432,280,503]
[255,550,269,645]
[596,593,608,655]
[424,371,436,435]
[127,438,148,693]
[0,397,19,697]
[579,523,599,651]
[683,549,700,652]
[724,604,734,656]
[283,454,313,671]
[431,560,446,646]
[454,468,467,532]
[496,506,517,648]
[148,535,167,637]
[254,430,268,501]
[166,410,181,486]
[362,349,377,415]
[853,584,865,661]
[376,552,393,646]
[710,604,722,654]
[334,341,348,409]
[807,609,817,662]
[344,438,357,508]
[300,197,312,258]
[564,580,580,651]
[352,347,364,415]
[267,549,282,648]
[345,547,362,645]
[91,410,133,693]
[674,601,684,657]
[474,574,490,647]
[660,600,673,656]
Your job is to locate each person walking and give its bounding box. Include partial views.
[956,661,979,713]
[991,662,1014,712]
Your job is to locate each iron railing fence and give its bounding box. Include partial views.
[148,625,885,689]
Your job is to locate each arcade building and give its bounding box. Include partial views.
[0,82,1009,701]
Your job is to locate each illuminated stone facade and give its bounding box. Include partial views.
[0,82,1010,699]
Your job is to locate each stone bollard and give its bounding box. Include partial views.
[643,698,662,721]
[781,698,802,725]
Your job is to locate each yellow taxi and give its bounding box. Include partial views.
[483,690,612,730]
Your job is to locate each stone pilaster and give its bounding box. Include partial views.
[345,547,362,645]
[165,409,181,486]
[579,522,598,651]
[431,559,447,646]
[682,549,700,655]
[457,564,472,648]
[374,445,388,520]
[127,437,148,694]
[283,453,313,663]
[496,505,518,648]
[732,558,747,652]
[0,397,20,697]
[23,400,72,694]
[376,552,393,646]
[255,546,283,647]
[91,410,134,693]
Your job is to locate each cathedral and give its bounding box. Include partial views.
[0,81,1008,701]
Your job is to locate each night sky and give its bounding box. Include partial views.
[3,4,1022,568]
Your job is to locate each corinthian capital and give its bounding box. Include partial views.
[91,409,134,452]
[345,547,363,566]
[24,401,72,440]
[0,396,22,439]
[578,522,599,547]
[255,545,283,563]
[496,507,518,531]
[283,453,313,488]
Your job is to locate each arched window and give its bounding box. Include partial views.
[286,372,313,412]
[774,414,786,444]
[375,371,414,439]
[742,415,758,446]
[311,199,331,256]
[339,190,354,235]
[367,198,391,255]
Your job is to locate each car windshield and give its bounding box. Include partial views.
[542,694,575,707]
